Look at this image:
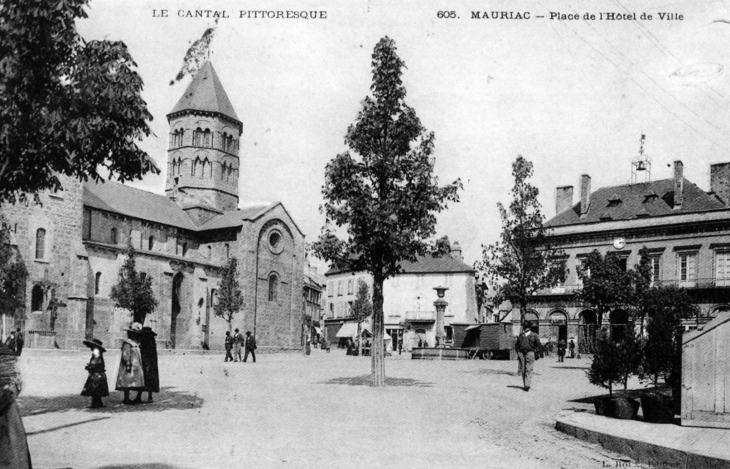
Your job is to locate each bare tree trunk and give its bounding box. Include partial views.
[357,321,362,357]
[371,278,385,387]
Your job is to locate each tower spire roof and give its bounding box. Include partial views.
[169,61,239,121]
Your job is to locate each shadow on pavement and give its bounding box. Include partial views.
[320,375,433,387]
[94,464,187,469]
[472,369,516,376]
[550,365,589,370]
[18,387,203,417]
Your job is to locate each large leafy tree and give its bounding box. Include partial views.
[110,246,157,325]
[213,257,244,333]
[477,156,565,326]
[0,0,157,203]
[0,220,27,316]
[312,37,462,386]
[350,279,373,357]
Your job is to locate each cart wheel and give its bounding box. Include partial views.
[484,351,493,360]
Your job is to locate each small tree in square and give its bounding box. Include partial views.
[110,246,157,325]
[576,250,637,329]
[312,37,462,386]
[350,279,373,357]
[0,220,27,316]
[477,156,566,326]
[213,257,244,333]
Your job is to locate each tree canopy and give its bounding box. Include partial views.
[0,0,157,203]
[311,37,461,386]
[110,246,157,325]
[477,156,565,324]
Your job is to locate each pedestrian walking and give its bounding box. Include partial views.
[115,322,146,405]
[0,343,32,468]
[14,328,23,356]
[224,331,234,362]
[233,329,243,362]
[323,336,330,353]
[140,327,159,402]
[243,331,256,363]
[81,338,109,408]
[515,321,541,391]
[4,330,16,354]
[557,339,566,363]
[568,337,576,359]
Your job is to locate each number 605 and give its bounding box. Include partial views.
[437,11,456,18]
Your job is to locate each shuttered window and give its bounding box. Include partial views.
[716,251,730,287]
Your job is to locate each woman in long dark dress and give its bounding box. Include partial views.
[81,338,109,408]
[0,344,32,468]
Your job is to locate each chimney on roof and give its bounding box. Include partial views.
[673,160,684,208]
[580,175,591,217]
[556,186,574,216]
[450,242,463,261]
[710,162,730,206]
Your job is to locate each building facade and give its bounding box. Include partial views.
[0,62,306,351]
[525,160,730,353]
[323,244,478,350]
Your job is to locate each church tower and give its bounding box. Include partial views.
[165,62,242,224]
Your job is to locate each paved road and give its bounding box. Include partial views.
[16,348,641,469]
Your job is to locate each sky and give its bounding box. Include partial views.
[77,0,730,272]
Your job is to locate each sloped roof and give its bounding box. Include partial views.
[169,62,239,122]
[84,180,198,231]
[326,254,475,276]
[197,204,275,230]
[84,181,284,233]
[546,178,726,228]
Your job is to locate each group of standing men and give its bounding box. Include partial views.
[224,329,257,363]
[3,328,24,356]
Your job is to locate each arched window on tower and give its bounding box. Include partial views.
[221,162,228,180]
[227,166,233,182]
[228,135,234,153]
[203,129,211,148]
[148,235,154,250]
[35,228,46,260]
[110,227,117,245]
[95,272,102,295]
[193,157,202,177]
[268,273,279,302]
[207,245,212,260]
[193,128,202,146]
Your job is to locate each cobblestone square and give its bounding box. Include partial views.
[17,349,632,469]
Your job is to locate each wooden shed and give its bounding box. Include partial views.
[451,322,516,359]
[682,313,730,429]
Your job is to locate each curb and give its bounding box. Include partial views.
[555,417,730,468]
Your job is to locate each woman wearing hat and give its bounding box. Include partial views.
[81,338,109,408]
[115,322,145,405]
[0,343,32,468]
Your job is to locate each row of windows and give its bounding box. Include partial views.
[103,227,231,261]
[555,249,730,288]
[327,277,362,297]
[169,158,237,181]
[169,128,238,153]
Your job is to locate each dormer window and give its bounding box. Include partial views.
[643,190,658,203]
[607,193,622,208]
[599,212,613,221]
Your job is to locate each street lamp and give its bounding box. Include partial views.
[433,286,449,347]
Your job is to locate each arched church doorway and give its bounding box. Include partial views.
[171,273,184,349]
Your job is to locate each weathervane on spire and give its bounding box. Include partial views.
[631,133,652,184]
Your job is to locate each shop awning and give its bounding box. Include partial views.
[465,324,481,331]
